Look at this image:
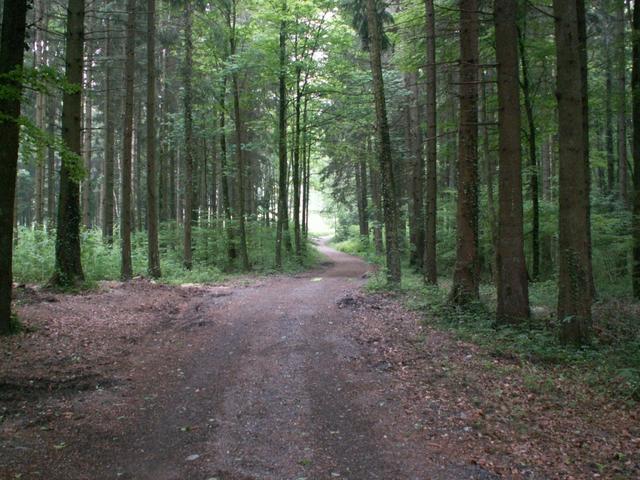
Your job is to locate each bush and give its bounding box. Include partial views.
[12,222,318,286]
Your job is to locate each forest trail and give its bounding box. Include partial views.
[1,241,497,480]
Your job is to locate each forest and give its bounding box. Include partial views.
[1,0,640,478]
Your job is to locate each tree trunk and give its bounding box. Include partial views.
[605,23,615,195]
[408,72,425,269]
[147,0,161,278]
[423,0,437,284]
[82,43,92,229]
[616,1,628,205]
[219,80,237,262]
[632,0,640,297]
[52,0,85,288]
[276,2,288,269]
[0,0,28,332]
[47,97,57,226]
[553,0,593,344]
[102,18,114,243]
[495,0,529,323]
[365,0,401,285]
[34,0,47,227]
[120,0,136,280]
[230,0,250,271]
[293,64,303,258]
[183,0,194,269]
[450,0,479,304]
[518,22,540,280]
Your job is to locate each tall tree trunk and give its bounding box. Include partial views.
[408,72,425,268]
[183,0,194,269]
[0,0,29,332]
[365,0,401,285]
[450,0,479,304]
[147,0,161,277]
[632,0,640,298]
[518,22,540,280]
[293,64,303,258]
[605,25,615,195]
[219,81,236,262]
[276,2,288,269]
[102,18,114,243]
[369,148,384,256]
[481,70,498,281]
[302,97,311,238]
[616,1,628,205]
[359,154,369,239]
[34,0,48,227]
[495,0,529,323]
[120,0,136,280]
[554,0,593,344]
[82,44,93,228]
[423,0,437,284]
[52,0,85,287]
[230,0,250,271]
[47,97,57,226]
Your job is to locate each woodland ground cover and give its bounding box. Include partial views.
[333,196,640,406]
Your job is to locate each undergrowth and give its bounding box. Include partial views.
[13,222,320,287]
[333,234,640,403]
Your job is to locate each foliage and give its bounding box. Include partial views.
[12,223,318,286]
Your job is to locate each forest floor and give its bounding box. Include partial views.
[1,241,638,480]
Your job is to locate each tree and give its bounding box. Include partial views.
[553,0,592,344]
[183,0,194,269]
[518,15,540,280]
[0,0,29,332]
[450,0,480,304]
[423,0,437,285]
[52,0,86,288]
[147,0,161,278]
[632,0,640,298]
[365,0,401,284]
[229,0,250,271]
[495,0,529,323]
[102,17,115,244]
[275,0,288,269]
[120,0,136,280]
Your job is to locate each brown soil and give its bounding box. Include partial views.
[0,242,637,479]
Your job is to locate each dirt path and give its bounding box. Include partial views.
[1,241,497,480]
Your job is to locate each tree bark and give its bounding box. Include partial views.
[34,0,48,227]
[147,0,161,278]
[450,0,480,304]
[495,0,529,323]
[276,1,288,269]
[183,0,194,269]
[616,1,628,205]
[52,0,85,288]
[230,0,250,271]
[0,0,28,332]
[365,0,401,285]
[518,22,540,280]
[553,0,593,344]
[82,43,92,228]
[120,0,136,280]
[102,18,114,243]
[632,0,640,298]
[423,0,437,284]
